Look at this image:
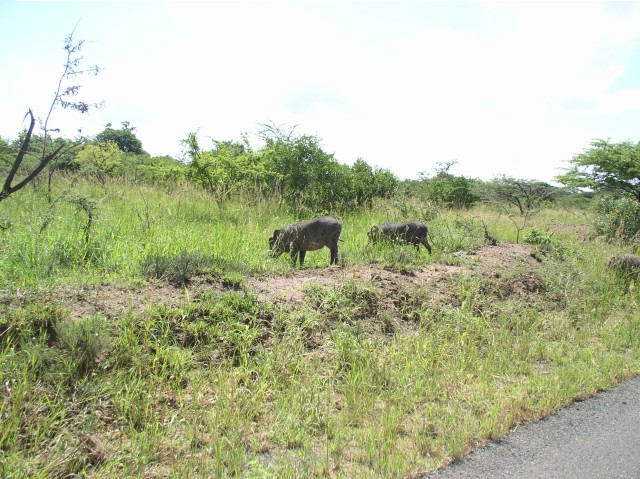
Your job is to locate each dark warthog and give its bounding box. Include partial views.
[368,221,432,254]
[269,216,342,266]
[608,255,640,278]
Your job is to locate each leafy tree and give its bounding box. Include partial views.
[476,176,558,243]
[75,142,122,185]
[0,137,18,171]
[181,124,398,214]
[182,132,271,207]
[0,31,100,204]
[257,123,400,214]
[258,123,334,213]
[371,168,399,200]
[349,159,398,207]
[557,139,640,201]
[121,154,185,185]
[419,161,479,209]
[95,121,144,154]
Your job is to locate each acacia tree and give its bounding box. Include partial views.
[0,31,100,204]
[477,176,558,243]
[556,139,640,201]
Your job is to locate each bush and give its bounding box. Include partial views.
[592,195,640,242]
[523,227,577,261]
[422,173,479,209]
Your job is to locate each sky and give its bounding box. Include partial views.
[1,1,640,183]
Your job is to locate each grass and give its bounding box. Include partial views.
[0,178,639,477]
[0,179,491,288]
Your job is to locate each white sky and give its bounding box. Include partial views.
[1,1,640,183]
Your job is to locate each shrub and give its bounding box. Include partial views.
[523,227,577,260]
[592,195,640,242]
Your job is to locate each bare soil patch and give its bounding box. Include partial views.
[21,243,542,321]
[245,243,540,307]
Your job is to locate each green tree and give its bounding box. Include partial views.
[258,123,349,214]
[121,153,185,185]
[75,142,122,185]
[182,132,271,207]
[0,137,13,170]
[349,159,398,207]
[476,176,558,243]
[419,161,478,209]
[557,139,640,201]
[95,121,144,154]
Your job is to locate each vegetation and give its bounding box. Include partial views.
[557,139,640,202]
[417,161,479,209]
[0,175,639,478]
[95,122,145,154]
[2,31,640,479]
[592,195,640,242]
[475,176,560,243]
[556,139,640,241]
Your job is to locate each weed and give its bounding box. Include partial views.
[56,314,108,378]
[0,303,66,348]
[141,248,213,286]
[303,280,381,324]
[524,227,580,261]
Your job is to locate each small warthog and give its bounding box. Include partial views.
[368,221,432,254]
[608,254,640,278]
[269,216,342,266]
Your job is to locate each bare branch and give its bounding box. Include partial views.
[1,110,36,200]
[0,30,100,204]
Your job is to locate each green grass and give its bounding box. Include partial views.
[1,178,639,477]
[0,179,492,288]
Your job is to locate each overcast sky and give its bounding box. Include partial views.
[1,1,639,182]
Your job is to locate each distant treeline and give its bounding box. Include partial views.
[0,122,571,216]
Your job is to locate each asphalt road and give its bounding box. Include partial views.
[423,375,640,479]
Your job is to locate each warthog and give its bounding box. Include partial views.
[608,255,640,278]
[269,216,342,266]
[368,221,432,254]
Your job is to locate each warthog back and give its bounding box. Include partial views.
[368,221,432,254]
[608,255,640,278]
[269,216,342,266]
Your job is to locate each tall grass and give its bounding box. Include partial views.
[1,178,639,477]
[0,179,477,288]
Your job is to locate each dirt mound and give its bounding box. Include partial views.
[248,242,540,304]
[41,243,540,322]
